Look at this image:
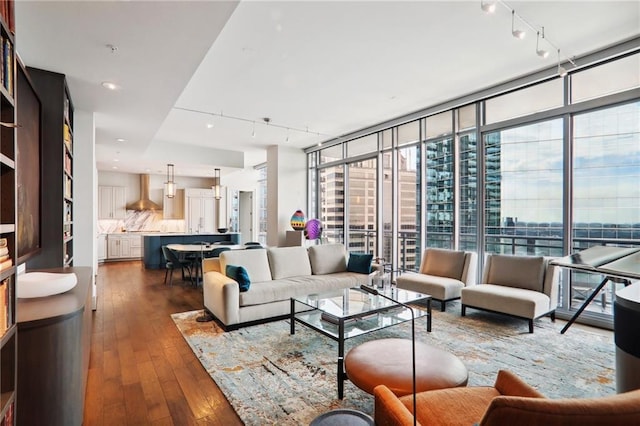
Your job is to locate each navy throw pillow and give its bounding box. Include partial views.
[226,265,251,292]
[347,253,373,274]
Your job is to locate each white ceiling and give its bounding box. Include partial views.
[14,1,640,179]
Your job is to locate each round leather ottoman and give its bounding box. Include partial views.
[344,338,468,396]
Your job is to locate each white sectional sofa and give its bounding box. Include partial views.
[202,244,375,331]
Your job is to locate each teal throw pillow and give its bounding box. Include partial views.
[347,253,373,274]
[226,265,251,292]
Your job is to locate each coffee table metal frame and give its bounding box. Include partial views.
[290,287,432,399]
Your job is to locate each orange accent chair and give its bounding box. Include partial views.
[374,369,640,426]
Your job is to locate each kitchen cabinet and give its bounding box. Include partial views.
[97,234,107,261]
[163,188,185,219]
[98,186,126,219]
[107,235,142,259]
[185,188,216,233]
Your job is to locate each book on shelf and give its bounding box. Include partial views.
[0,246,8,256]
[0,237,6,247]
[5,402,14,425]
[1,0,15,35]
[0,258,12,272]
[2,36,11,96]
[551,245,640,280]
[0,35,3,92]
[0,278,9,332]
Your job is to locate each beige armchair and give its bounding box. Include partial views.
[396,248,477,312]
[460,254,559,333]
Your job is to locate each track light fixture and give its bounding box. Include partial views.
[480,0,496,13]
[173,106,333,146]
[536,29,549,58]
[164,164,176,198]
[557,49,568,77]
[511,10,525,39]
[483,2,576,74]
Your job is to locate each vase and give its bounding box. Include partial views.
[304,218,323,240]
[290,210,306,230]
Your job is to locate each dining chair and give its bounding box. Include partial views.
[162,246,195,286]
[209,247,231,258]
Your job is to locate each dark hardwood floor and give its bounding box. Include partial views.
[84,260,243,425]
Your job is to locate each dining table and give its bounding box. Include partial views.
[166,243,242,285]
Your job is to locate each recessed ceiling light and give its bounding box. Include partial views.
[101,81,119,90]
[206,123,214,129]
[112,166,118,169]
[113,159,119,162]
[116,138,126,142]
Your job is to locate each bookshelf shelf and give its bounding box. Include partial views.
[0,3,16,422]
[0,154,13,169]
[0,324,14,349]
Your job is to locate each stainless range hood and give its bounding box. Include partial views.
[125,174,162,211]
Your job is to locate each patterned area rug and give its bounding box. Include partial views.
[172,303,615,425]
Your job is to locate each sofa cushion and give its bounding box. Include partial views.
[396,272,464,300]
[220,249,273,283]
[267,246,312,279]
[226,265,251,292]
[461,284,551,318]
[238,272,369,307]
[347,253,373,274]
[485,255,545,292]
[421,248,466,280]
[308,244,348,275]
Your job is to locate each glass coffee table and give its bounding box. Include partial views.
[290,286,432,399]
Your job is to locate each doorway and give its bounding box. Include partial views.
[238,191,254,244]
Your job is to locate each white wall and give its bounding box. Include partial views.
[266,145,306,247]
[73,110,96,272]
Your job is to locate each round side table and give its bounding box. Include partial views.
[309,408,374,426]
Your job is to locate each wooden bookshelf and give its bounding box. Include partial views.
[25,67,74,269]
[0,1,16,423]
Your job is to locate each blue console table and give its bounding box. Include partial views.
[143,233,240,269]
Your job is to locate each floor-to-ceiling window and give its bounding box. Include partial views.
[319,165,344,244]
[459,131,478,252]
[397,121,421,271]
[306,47,639,329]
[380,139,393,266]
[346,159,377,254]
[256,164,268,245]
[483,119,564,257]
[425,112,454,251]
[570,100,640,315]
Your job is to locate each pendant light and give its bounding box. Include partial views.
[165,163,176,198]
[213,168,221,200]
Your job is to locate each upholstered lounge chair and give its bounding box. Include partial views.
[374,369,640,426]
[460,254,559,333]
[396,248,477,311]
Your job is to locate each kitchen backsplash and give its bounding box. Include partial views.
[98,210,185,233]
